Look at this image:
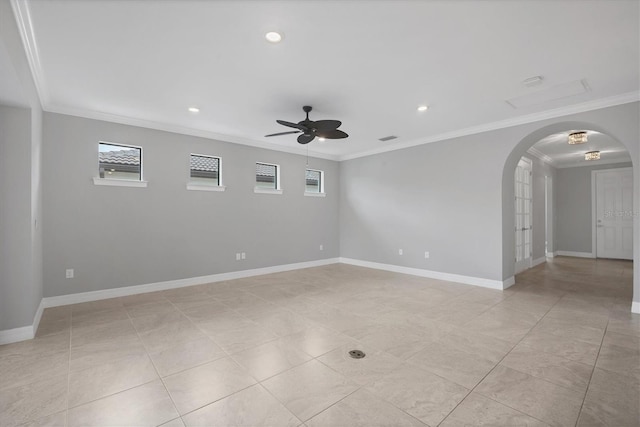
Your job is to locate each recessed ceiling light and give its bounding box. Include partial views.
[318,137,326,142]
[265,31,283,43]
[417,105,429,112]
[188,107,200,113]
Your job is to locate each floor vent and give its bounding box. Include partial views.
[348,350,366,359]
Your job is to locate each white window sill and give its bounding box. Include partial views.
[304,192,326,198]
[254,187,283,195]
[187,183,226,192]
[93,177,147,188]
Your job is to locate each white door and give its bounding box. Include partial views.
[515,158,533,273]
[595,168,633,260]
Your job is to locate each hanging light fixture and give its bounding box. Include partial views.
[568,131,588,144]
[585,151,601,161]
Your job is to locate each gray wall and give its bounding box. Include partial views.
[0,0,44,332]
[0,106,39,330]
[341,102,639,295]
[42,113,339,297]
[556,162,632,254]
[339,132,506,281]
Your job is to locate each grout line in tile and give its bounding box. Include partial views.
[437,291,565,427]
[573,315,610,427]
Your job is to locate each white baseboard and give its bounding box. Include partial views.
[632,301,640,314]
[0,325,33,345]
[339,257,512,290]
[42,258,340,309]
[546,251,557,258]
[0,299,45,345]
[0,258,340,345]
[532,257,547,267]
[556,251,595,259]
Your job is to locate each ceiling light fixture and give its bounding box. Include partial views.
[417,105,429,112]
[585,151,601,161]
[188,107,200,113]
[265,31,283,43]
[318,137,326,142]
[568,131,587,144]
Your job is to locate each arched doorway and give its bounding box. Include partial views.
[502,121,638,312]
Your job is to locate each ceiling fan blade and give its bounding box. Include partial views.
[277,120,307,131]
[297,133,315,144]
[318,129,349,139]
[312,120,342,131]
[264,130,301,137]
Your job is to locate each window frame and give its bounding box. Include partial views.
[94,141,147,188]
[254,161,282,194]
[304,168,326,197]
[187,153,225,192]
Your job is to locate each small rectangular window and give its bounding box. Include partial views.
[98,142,142,181]
[305,169,323,194]
[255,162,280,191]
[190,154,221,186]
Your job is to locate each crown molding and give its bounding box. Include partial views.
[526,147,554,165]
[11,0,48,107]
[338,91,640,161]
[12,0,638,163]
[45,104,340,161]
[553,158,633,169]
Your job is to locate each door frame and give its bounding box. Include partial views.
[545,175,554,257]
[515,157,533,274]
[591,167,633,259]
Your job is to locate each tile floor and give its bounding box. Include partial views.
[0,257,638,426]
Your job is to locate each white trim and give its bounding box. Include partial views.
[532,257,547,267]
[0,326,33,345]
[556,251,595,258]
[187,183,226,192]
[93,177,148,188]
[45,104,340,161]
[592,170,597,260]
[503,276,516,290]
[555,159,633,169]
[338,92,640,161]
[254,187,282,195]
[546,251,557,258]
[632,301,640,314]
[32,299,44,336]
[41,258,340,309]
[0,299,44,345]
[11,0,48,107]
[526,147,554,166]
[304,192,326,198]
[339,257,512,290]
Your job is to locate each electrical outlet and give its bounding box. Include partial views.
[398,249,403,255]
[319,244,323,251]
[235,253,241,261]
[65,269,74,279]
[241,252,246,260]
[425,251,430,259]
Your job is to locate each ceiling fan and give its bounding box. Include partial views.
[265,106,348,144]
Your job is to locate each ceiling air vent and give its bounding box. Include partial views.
[378,135,397,142]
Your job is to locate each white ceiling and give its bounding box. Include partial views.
[10,0,640,160]
[529,130,632,168]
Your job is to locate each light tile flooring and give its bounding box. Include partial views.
[1,257,638,426]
